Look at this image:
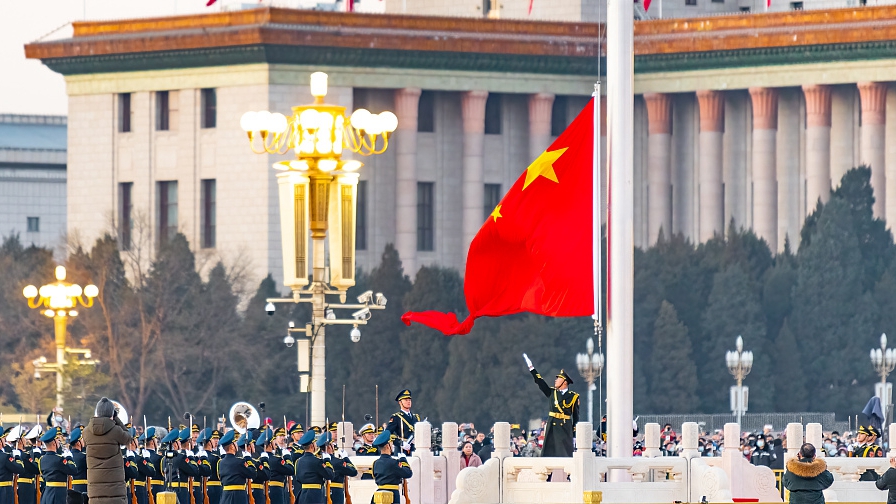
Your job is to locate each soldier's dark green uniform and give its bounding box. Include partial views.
[0,427,25,504]
[68,428,88,494]
[37,429,78,504]
[853,425,884,481]
[386,390,421,455]
[260,430,293,504]
[294,431,333,504]
[369,430,411,504]
[14,444,40,504]
[529,368,579,457]
[217,431,258,504]
[198,429,222,504]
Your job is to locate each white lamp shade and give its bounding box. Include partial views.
[276,172,311,291]
[328,173,360,291]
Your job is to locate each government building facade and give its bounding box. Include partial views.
[24,7,896,286]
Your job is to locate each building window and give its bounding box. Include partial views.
[551,96,568,136]
[417,182,434,251]
[356,180,368,251]
[790,1,803,8]
[26,217,39,233]
[201,179,216,249]
[418,91,435,133]
[201,88,217,129]
[119,182,133,250]
[157,181,178,246]
[484,184,502,222]
[740,6,751,10]
[685,0,697,5]
[485,94,502,135]
[118,93,132,133]
[156,91,170,131]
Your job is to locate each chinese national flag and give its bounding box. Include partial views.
[401,99,596,335]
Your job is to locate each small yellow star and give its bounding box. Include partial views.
[522,147,567,190]
[490,204,503,222]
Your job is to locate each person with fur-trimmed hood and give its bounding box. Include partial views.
[783,443,834,504]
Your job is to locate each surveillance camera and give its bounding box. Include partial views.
[357,290,373,304]
[284,335,295,348]
[288,321,295,329]
[326,309,336,320]
[352,307,370,320]
[350,326,361,343]
[375,293,387,307]
[85,351,92,359]
[265,302,275,316]
[34,372,41,379]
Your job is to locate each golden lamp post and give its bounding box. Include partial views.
[241,72,396,427]
[23,265,98,408]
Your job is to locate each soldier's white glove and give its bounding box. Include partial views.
[142,449,151,458]
[186,449,195,457]
[260,452,269,459]
[339,449,349,458]
[12,450,21,457]
[523,353,533,370]
[63,450,73,458]
[396,453,407,461]
[322,453,331,460]
[401,442,411,452]
[281,448,290,456]
[242,451,251,458]
[197,450,208,458]
[32,448,41,454]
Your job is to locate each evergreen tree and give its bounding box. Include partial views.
[648,301,698,413]
[772,319,807,411]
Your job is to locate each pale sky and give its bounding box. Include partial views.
[0,0,216,116]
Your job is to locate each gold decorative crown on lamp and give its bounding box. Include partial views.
[23,266,98,318]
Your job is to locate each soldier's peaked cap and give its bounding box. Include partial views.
[297,430,316,446]
[556,369,574,385]
[161,429,180,444]
[868,426,881,437]
[288,423,304,435]
[220,430,236,447]
[39,429,57,443]
[359,424,376,435]
[372,430,392,448]
[69,428,82,444]
[858,425,870,435]
[395,389,412,401]
[316,432,331,448]
[178,428,191,442]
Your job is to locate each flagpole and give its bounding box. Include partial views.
[592,82,602,329]
[606,0,634,480]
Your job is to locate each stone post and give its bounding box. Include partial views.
[858,82,888,219]
[697,90,725,242]
[785,423,804,463]
[492,421,512,459]
[803,84,833,213]
[643,423,662,457]
[442,421,460,498]
[336,421,354,452]
[749,87,779,252]
[461,91,488,255]
[415,421,434,504]
[643,93,673,244]
[528,93,554,161]
[805,423,823,458]
[679,422,700,460]
[575,422,596,492]
[394,87,421,275]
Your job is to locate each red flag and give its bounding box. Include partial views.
[401,100,595,335]
[644,0,652,12]
[206,0,217,5]
[528,0,534,15]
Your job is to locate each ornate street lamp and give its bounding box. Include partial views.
[241,72,396,427]
[576,337,605,424]
[23,266,98,407]
[871,333,896,425]
[726,335,753,430]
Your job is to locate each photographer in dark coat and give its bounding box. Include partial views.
[783,443,834,504]
[82,398,132,504]
[875,455,896,504]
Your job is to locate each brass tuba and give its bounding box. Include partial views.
[228,402,260,434]
[110,400,129,426]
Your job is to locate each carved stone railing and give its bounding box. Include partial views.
[593,457,689,503]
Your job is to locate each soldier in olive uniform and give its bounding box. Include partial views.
[0,427,25,504]
[853,425,884,480]
[217,431,258,504]
[7,426,39,504]
[38,428,78,504]
[321,434,356,504]
[524,353,580,457]
[369,430,412,504]
[386,390,421,455]
[198,428,222,504]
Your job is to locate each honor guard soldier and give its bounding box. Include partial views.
[124,429,143,504]
[217,431,258,504]
[524,354,580,457]
[68,428,88,493]
[288,424,305,463]
[259,429,292,504]
[0,426,25,504]
[322,433,356,504]
[140,427,165,502]
[247,431,270,504]
[191,429,212,504]
[386,390,421,455]
[38,428,78,504]
[179,427,207,504]
[7,426,39,504]
[161,428,201,504]
[294,430,334,504]
[369,430,412,504]
[854,425,884,480]
[355,424,378,480]
[198,428,222,504]
[129,428,157,504]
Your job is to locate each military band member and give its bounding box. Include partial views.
[386,390,421,455]
[0,426,25,504]
[7,426,39,504]
[125,432,143,504]
[369,430,412,504]
[524,353,580,457]
[294,430,333,504]
[161,428,201,504]
[199,428,222,504]
[260,429,293,504]
[38,428,78,504]
[355,424,377,480]
[217,431,258,504]
[323,434,356,504]
[67,428,88,494]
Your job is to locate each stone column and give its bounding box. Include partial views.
[394,87,421,275]
[750,87,779,252]
[859,82,888,218]
[803,84,833,212]
[528,93,554,161]
[462,91,488,254]
[697,90,724,242]
[644,93,672,244]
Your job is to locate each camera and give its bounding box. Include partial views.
[350,326,361,343]
[283,334,295,347]
[265,302,275,316]
[375,293,387,307]
[352,307,370,320]
[165,450,176,459]
[431,428,443,455]
[357,290,373,304]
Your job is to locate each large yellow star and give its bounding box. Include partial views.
[490,204,503,222]
[522,147,567,190]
